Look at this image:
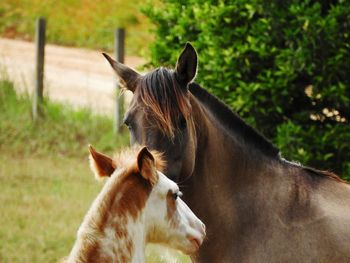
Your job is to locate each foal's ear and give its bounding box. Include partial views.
[175,42,198,86]
[102,53,141,92]
[137,147,158,186]
[89,145,116,179]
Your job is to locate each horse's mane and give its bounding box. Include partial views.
[282,158,346,183]
[137,67,191,138]
[189,83,346,183]
[303,166,346,183]
[189,82,280,158]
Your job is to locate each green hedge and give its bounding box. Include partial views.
[143,0,350,180]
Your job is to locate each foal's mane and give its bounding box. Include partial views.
[112,146,166,173]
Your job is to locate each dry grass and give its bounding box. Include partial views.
[0,0,154,56]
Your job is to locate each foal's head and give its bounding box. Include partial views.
[103,43,198,182]
[89,145,205,255]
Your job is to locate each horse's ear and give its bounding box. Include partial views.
[102,53,140,92]
[89,145,116,179]
[137,147,158,186]
[175,42,198,86]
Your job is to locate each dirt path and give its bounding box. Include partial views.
[0,38,144,115]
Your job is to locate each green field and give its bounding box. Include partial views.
[0,79,189,262]
[0,0,153,56]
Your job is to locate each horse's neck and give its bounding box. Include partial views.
[194,102,275,182]
[188,85,279,178]
[201,120,270,184]
[187,98,282,221]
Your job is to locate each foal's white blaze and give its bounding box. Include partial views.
[145,171,206,255]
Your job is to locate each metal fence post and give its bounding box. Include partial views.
[114,28,125,133]
[32,17,46,120]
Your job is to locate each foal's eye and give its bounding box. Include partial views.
[172,191,183,200]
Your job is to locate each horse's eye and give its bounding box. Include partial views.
[179,116,187,130]
[123,118,133,130]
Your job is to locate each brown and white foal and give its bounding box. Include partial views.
[66,146,205,263]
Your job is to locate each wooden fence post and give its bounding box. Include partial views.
[114,28,125,133]
[32,17,46,120]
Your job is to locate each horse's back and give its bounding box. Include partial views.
[232,173,350,263]
[267,178,350,262]
[316,179,350,255]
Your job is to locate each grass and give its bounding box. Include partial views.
[0,79,128,159]
[0,154,101,262]
[0,79,190,262]
[0,0,154,56]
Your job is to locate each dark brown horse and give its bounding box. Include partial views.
[103,44,350,262]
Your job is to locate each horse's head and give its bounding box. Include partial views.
[103,43,198,182]
[89,145,206,255]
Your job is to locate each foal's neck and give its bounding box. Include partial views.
[70,214,146,263]
[98,213,146,263]
[68,171,150,263]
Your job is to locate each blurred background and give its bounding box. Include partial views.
[0,0,349,262]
